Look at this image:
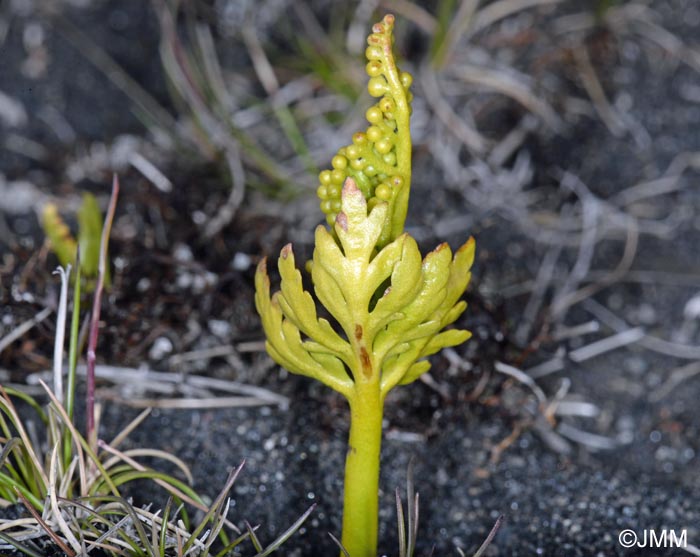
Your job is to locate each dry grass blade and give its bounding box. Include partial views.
[101,448,193,486]
[70,497,178,553]
[433,0,479,69]
[568,328,645,363]
[0,438,21,468]
[0,516,41,533]
[53,14,176,132]
[494,361,547,406]
[556,423,617,450]
[650,361,700,402]
[181,461,245,554]
[378,0,437,34]
[89,516,133,554]
[58,457,79,503]
[56,498,130,553]
[328,532,351,557]
[0,530,45,557]
[97,441,204,515]
[45,363,290,409]
[153,0,292,195]
[515,242,562,345]
[683,543,700,557]
[450,63,563,131]
[551,218,639,317]
[406,460,418,557]
[193,23,233,112]
[472,514,504,557]
[200,499,231,554]
[241,25,279,96]
[15,488,76,557]
[51,265,71,405]
[471,0,564,36]
[240,22,316,173]
[245,521,263,553]
[420,65,487,154]
[395,487,406,557]
[610,4,700,73]
[0,307,52,356]
[82,496,155,555]
[48,443,82,554]
[100,395,284,410]
[394,459,420,557]
[572,45,626,137]
[612,150,700,207]
[203,151,246,239]
[107,408,152,449]
[583,299,700,360]
[38,380,109,497]
[550,173,600,321]
[128,152,172,193]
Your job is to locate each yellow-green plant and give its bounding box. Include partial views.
[316,15,413,250]
[41,192,110,288]
[255,15,475,557]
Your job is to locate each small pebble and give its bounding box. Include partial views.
[636,303,657,325]
[683,293,700,320]
[149,336,173,360]
[208,319,231,339]
[173,243,193,263]
[136,277,151,292]
[232,252,252,271]
[624,356,648,376]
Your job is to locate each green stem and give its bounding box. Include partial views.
[341,383,383,557]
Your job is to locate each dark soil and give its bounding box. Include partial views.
[2,1,700,556]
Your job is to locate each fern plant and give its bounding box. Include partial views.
[255,15,475,557]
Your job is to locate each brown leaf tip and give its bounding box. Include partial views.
[336,211,349,232]
[456,236,476,256]
[342,177,359,196]
[280,243,293,259]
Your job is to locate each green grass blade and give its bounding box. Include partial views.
[160,497,173,557]
[0,472,44,509]
[252,503,316,557]
[246,521,264,553]
[214,530,254,557]
[1,388,48,423]
[396,487,406,557]
[181,462,244,554]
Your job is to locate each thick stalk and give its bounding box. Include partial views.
[341,382,383,557]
